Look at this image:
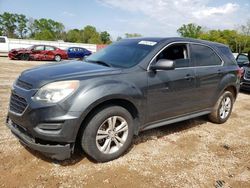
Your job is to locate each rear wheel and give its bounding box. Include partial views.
[81,106,134,162]
[54,55,61,62]
[209,91,234,124]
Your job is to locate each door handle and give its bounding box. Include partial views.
[184,74,195,80]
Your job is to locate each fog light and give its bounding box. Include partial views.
[37,123,63,131]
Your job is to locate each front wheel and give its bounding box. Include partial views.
[21,53,29,60]
[209,91,234,124]
[81,106,134,162]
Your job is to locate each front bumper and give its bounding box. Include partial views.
[240,78,250,91]
[6,82,84,160]
[8,52,17,59]
[6,117,73,160]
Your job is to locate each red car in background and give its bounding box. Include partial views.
[8,45,68,62]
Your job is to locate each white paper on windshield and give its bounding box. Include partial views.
[138,41,157,46]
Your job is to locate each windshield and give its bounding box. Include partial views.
[86,41,156,68]
[27,45,35,50]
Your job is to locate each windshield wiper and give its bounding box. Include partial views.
[86,60,112,67]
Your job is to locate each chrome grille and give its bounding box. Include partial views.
[16,79,32,90]
[9,92,28,114]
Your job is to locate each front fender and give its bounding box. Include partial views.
[68,80,146,138]
[71,80,144,113]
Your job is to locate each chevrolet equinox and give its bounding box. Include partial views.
[6,37,241,162]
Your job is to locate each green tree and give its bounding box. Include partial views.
[239,19,250,53]
[66,29,81,42]
[27,18,36,38]
[198,29,247,53]
[100,31,111,44]
[177,23,202,38]
[81,25,102,44]
[16,14,28,38]
[33,18,65,40]
[0,12,17,37]
[125,33,142,38]
[240,19,250,36]
[34,29,55,40]
[53,21,65,40]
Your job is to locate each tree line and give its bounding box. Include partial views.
[177,21,250,53]
[1,12,250,52]
[0,12,112,44]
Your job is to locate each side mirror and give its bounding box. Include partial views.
[150,59,175,71]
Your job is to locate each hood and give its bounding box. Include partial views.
[11,48,27,51]
[18,61,120,88]
[11,48,30,52]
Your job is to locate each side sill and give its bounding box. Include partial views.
[141,110,211,131]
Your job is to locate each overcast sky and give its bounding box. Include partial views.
[0,0,249,39]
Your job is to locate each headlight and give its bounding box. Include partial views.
[33,80,79,103]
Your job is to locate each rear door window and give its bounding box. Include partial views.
[190,44,222,67]
[218,46,236,64]
[45,46,55,51]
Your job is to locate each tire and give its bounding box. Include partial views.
[208,91,234,124]
[21,53,29,60]
[81,106,134,162]
[54,55,61,62]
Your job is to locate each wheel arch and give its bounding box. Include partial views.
[54,54,62,61]
[75,97,141,145]
[224,85,237,100]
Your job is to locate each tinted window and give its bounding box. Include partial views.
[156,44,189,68]
[86,41,155,68]
[34,46,44,51]
[191,44,222,66]
[45,46,55,51]
[0,37,6,43]
[218,46,236,64]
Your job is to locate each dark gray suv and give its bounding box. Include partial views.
[6,37,241,162]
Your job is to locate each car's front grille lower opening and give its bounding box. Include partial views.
[35,138,69,146]
[9,92,28,114]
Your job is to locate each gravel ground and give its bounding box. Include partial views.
[0,57,249,188]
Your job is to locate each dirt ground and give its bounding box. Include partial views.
[0,56,249,188]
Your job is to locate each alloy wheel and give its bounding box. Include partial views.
[96,116,129,154]
[219,96,232,119]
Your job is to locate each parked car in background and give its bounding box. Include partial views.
[67,47,92,59]
[0,36,97,55]
[236,53,249,67]
[237,53,250,91]
[8,45,68,62]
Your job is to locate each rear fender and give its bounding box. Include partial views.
[213,72,239,105]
